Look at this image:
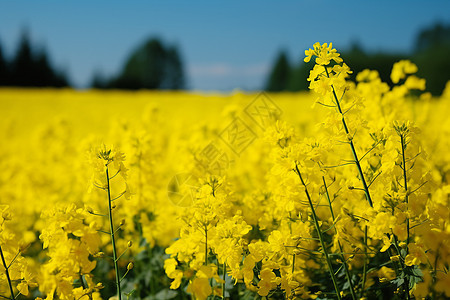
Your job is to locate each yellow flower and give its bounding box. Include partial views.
[380,234,393,252]
[404,75,426,90]
[169,270,183,289]
[257,268,277,296]
[391,60,418,84]
[242,255,256,284]
[304,42,343,65]
[405,243,427,266]
[186,277,212,300]
[378,266,396,281]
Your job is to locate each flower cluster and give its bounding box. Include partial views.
[0,43,449,299]
[1,205,37,298]
[39,204,102,300]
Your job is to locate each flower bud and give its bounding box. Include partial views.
[390,255,400,262]
[127,241,133,248]
[95,283,104,289]
[94,252,105,258]
[127,262,134,270]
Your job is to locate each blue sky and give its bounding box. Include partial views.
[0,1,449,91]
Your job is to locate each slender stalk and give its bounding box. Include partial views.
[295,165,341,300]
[399,132,411,300]
[391,234,411,300]
[324,67,374,299]
[292,253,296,274]
[400,134,410,247]
[106,165,122,300]
[323,177,357,300]
[324,67,373,208]
[0,245,15,300]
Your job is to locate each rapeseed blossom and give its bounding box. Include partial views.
[0,42,449,299]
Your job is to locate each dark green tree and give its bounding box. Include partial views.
[341,43,405,86]
[34,51,56,86]
[9,29,69,87]
[412,22,450,95]
[287,60,314,91]
[163,46,185,90]
[265,50,291,92]
[11,30,34,86]
[415,22,450,52]
[0,39,9,85]
[110,38,186,90]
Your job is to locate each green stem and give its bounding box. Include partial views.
[387,247,400,277]
[106,166,122,300]
[399,133,411,300]
[324,67,373,208]
[295,166,341,300]
[391,234,411,300]
[292,253,296,274]
[322,177,357,300]
[0,245,15,300]
[400,134,410,247]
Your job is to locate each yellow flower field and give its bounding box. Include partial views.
[1,43,450,299]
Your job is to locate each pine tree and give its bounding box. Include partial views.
[265,50,291,92]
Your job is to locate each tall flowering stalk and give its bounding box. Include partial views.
[39,204,101,299]
[305,43,377,298]
[294,165,342,300]
[1,206,16,300]
[91,146,132,300]
[0,244,15,300]
[1,205,36,300]
[322,176,357,300]
[304,42,373,208]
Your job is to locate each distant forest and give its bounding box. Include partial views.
[0,31,186,90]
[0,30,69,88]
[265,22,450,95]
[0,22,449,94]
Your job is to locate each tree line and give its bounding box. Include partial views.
[1,22,448,93]
[0,30,69,87]
[265,22,450,95]
[0,30,185,90]
[91,38,185,90]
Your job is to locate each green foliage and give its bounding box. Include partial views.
[265,50,291,92]
[108,38,186,90]
[413,44,450,95]
[119,244,186,300]
[266,22,450,95]
[0,29,69,87]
